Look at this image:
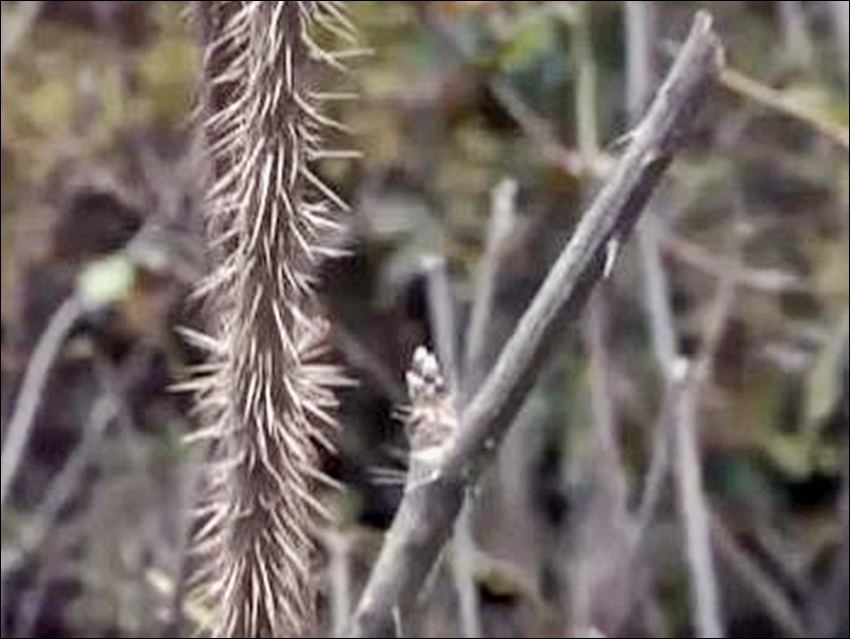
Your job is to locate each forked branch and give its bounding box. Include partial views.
[346,12,724,637]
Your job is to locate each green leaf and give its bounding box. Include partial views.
[76,254,137,309]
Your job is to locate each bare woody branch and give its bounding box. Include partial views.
[346,12,724,637]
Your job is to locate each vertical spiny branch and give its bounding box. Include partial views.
[189,2,354,637]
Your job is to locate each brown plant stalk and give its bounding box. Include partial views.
[186,2,354,636]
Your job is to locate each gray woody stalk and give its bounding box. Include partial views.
[347,12,724,637]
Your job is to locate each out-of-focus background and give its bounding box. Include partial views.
[1,2,847,637]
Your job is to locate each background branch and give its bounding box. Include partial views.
[1,297,84,509]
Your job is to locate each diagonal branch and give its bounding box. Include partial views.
[345,12,724,637]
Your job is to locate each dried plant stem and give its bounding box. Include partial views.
[327,530,353,638]
[1,296,84,510]
[626,0,678,375]
[719,67,850,149]
[672,367,724,638]
[423,256,459,394]
[346,13,723,636]
[190,3,352,636]
[572,2,600,163]
[623,7,680,632]
[463,178,518,397]
[571,6,633,631]
[711,516,805,637]
[421,257,481,638]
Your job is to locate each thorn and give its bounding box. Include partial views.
[308,149,363,160]
[604,236,620,279]
[607,129,636,154]
[309,91,359,101]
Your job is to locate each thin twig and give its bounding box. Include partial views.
[633,384,674,537]
[638,216,680,368]
[463,178,518,398]
[576,287,634,635]
[711,516,806,637]
[572,2,600,163]
[625,1,656,118]
[1,346,155,637]
[451,502,481,639]
[423,256,459,394]
[327,530,353,638]
[626,0,679,375]
[2,394,116,576]
[345,14,723,636]
[422,255,481,638]
[624,0,678,540]
[671,192,741,638]
[672,364,724,638]
[572,6,632,630]
[719,67,850,149]
[0,296,85,509]
[661,234,808,294]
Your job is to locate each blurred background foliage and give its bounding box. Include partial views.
[1,1,847,637]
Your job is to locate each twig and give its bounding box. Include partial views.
[345,13,723,636]
[422,256,459,394]
[711,516,806,637]
[327,530,354,638]
[572,2,600,162]
[577,287,633,634]
[2,393,116,576]
[719,67,850,149]
[626,0,679,376]
[463,178,518,398]
[625,1,656,118]
[572,6,632,630]
[451,502,481,639]
[611,7,678,634]
[167,440,207,638]
[624,0,677,541]
[0,296,85,509]
[633,379,675,535]
[1,345,156,638]
[421,256,481,638]
[670,195,740,638]
[672,363,725,638]
[639,216,680,366]
[661,234,808,294]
